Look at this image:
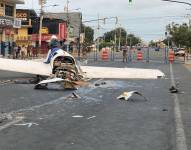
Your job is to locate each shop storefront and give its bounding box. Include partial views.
[0,0,23,56]
[15,9,34,48]
[31,20,67,54]
[0,16,14,56]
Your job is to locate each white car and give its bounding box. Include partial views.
[175,50,185,56]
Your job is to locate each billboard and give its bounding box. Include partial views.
[59,23,67,40]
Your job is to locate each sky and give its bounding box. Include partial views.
[17,0,191,42]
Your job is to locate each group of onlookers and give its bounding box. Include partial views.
[13,45,34,59]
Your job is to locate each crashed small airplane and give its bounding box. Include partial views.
[0,49,165,89]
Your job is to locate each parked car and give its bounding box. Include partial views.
[174,49,185,57]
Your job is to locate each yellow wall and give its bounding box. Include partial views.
[18,28,28,36]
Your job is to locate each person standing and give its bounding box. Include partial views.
[21,45,27,59]
[122,45,128,62]
[27,45,32,58]
[44,35,60,64]
[13,43,18,59]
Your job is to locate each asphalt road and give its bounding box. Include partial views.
[0,56,190,150]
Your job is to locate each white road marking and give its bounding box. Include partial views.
[0,117,23,131]
[14,122,39,128]
[0,78,103,132]
[170,63,188,150]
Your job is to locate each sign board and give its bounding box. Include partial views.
[68,26,74,38]
[32,34,52,41]
[16,10,30,26]
[0,16,13,27]
[59,23,67,40]
[13,19,21,28]
[41,27,49,34]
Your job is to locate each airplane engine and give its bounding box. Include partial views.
[50,50,82,81]
[34,49,83,89]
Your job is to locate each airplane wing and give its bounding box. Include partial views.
[0,58,164,79]
[81,66,165,79]
[0,58,51,76]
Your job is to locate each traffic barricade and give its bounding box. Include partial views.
[101,48,109,61]
[168,50,175,63]
[137,51,143,61]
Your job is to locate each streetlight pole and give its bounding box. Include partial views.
[38,0,45,57]
[162,0,191,6]
[66,0,70,52]
[118,26,121,51]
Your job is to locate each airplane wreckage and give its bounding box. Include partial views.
[0,49,165,90]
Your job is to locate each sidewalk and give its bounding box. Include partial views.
[185,54,191,65]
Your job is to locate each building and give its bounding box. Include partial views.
[44,12,82,53]
[44,12,82,42]
[0,0,23,56]
[31,17,67,54]
[15,9,37,48]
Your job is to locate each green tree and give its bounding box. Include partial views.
[81,24,94,44]
[126,34,141,46]
[149,40,156,47]
[166,22,191,47]
[103,28,141,46]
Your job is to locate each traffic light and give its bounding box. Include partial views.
[129,0,132,4]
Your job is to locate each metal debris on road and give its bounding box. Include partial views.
[72,115,84,118]
[87,116,96,120]
[67,92,81,99]
[117,91,148,101]
[95,81,107,87]
[169,86,179,93]
[0,80,14,85]
[95,83,100,87]
[162,109,168,112]
[0,113,8,123]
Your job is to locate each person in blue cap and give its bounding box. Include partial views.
[44,35,60,64]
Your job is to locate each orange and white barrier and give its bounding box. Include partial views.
[168,49,175,63]
[137,51,143,61]
[101,48,109,61]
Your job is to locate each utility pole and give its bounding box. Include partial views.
[95,14,100,61]
[126,28,128,45]
[118,26,121,51]
[38,0,46,56]
[66,0,70,52]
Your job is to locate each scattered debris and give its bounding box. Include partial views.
[169,86,179,93]
[14,122,39,128]
[162,109,168,112]
[67,92,81,99]
[87,116,96,120]
[157,76,163,79]
[95,83,100,87]
[72,115,84,118]
[0,113,8,123]
[95,81,106,87]
[0,80,14,85]
[0,112,24,125]
[101,82,106,85]
[117,91,148,101]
